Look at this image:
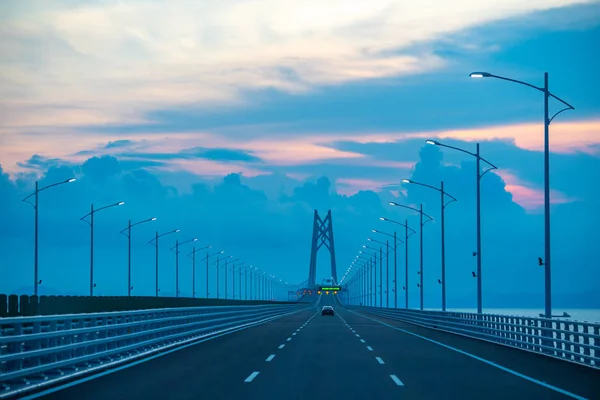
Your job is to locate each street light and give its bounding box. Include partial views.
[363,244,383,307]
[228,260,247,299]
[469,71,574,319]
[242,264,254,300]
[120,217,156,296]
[353,259,369,305]
[188,244,211,298]
[149,229,180,297]
[380,217,416,308]
[170,238,197,297]
[389,203,433,310]
[203,250,224,297]
[357,251,375,306]
[80,201,125,296]
[214,255,233,298]
[368,237,389,307]
[22,178,76,296]
[371,228,404,307]
[223,258,239,299]
[346,266,362,305]
[403,179,457,311]
[426,140,496,313]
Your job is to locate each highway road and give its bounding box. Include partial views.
[21,295,600,400]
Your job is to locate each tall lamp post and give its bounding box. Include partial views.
[350,262,361,304]
[203,250,224,297]
[188,244,211,298]
[214,255,233,298]
[356,254,373,305]
[80,201,125,296]
[223,258,239,299]
[149,229,180,297]
[469,71,574,319]
[371,229,403,308]
[368,238,389,307]
[22,178,76,296]
[170,238,197,297]
[380,218,416,309]
[363,245,383,307]
[389,203,433,310]
[250,267,260,300]
[353,259,368,305]
[120,217,156,296]
[403,179,457,311]
[425,140,496,313]
[230,261,247,299]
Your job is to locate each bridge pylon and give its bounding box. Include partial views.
[307,210,338,288]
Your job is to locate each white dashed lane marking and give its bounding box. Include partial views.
[266,355,275,362]
[278,344,285,349]
[390,375,405,386]
[360,339,365,343]
[376,357,385,365]
[367,346,373,351]
[244,372,260,383]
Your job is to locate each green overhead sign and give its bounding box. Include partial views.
[319,286,341,291]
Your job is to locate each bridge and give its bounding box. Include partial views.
[1,210,599,399]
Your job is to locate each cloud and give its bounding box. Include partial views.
[117,147,263,163]
[15,154,68,171]
[1,148,597,308]
[105,140,135,149]
[495,170,576,210]
[1,0,594,130]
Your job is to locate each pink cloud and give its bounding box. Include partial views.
[408,120,600,155]
[496,170,575,211]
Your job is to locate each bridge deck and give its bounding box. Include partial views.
[25,299,600,400]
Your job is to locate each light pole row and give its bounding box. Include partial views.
[469,71,574,319]
[346,70,572,318]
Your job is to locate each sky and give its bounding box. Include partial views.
[1,0,599,309]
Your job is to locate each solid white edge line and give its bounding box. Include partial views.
[390,374,404,386]
[244,371,260,382]
[266,354,275,362]
[16,307,310,400]
[351,310,589,400]
[375,357,385,364]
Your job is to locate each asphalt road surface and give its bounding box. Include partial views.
[24,296,600,400]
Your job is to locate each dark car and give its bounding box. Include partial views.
[321,306,334,316]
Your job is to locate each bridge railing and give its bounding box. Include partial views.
[0,294,295,318]
[0,303,309,398]
[350,306,600,369]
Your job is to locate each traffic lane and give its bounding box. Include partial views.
[337,309,581,400]
[351,308,600,399]
[245,308,400,398]
[37,307,317,400]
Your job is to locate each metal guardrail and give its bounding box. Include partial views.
[351,306,600,369]
[0,303,310,398]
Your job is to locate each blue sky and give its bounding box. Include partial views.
[1,0,599,309]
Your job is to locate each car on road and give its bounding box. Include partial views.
[321,306,334,316]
